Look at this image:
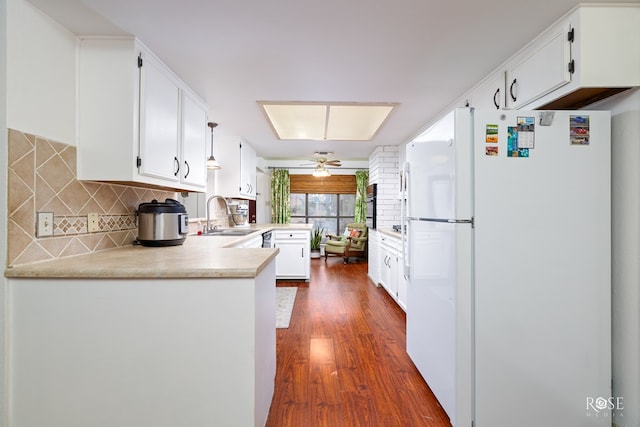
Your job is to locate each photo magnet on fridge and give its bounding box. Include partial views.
[570,115,590,145]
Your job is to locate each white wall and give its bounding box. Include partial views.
[586,88,640,427]
[1,0,8,424]
[3,1,78,424]
[6,0,77,144]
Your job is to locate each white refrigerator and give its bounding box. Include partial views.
[404,108,611,427]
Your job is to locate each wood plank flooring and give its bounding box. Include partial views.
[266,258,452,427]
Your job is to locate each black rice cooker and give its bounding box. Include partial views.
[136,198,189,247]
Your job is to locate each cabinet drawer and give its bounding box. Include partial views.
[380,235,402,252]
[274,230,308,240]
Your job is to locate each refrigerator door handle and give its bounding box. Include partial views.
[407,217,474,226]
[403,221,410,278]
[402,161,410,278]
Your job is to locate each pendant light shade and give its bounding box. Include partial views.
[207,122,221,170]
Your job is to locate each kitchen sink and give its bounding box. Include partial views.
[201,228,256,237]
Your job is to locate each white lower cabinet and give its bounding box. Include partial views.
[273,230,310,280]
[378,232,407,311]
[396,247,407,311]
[367,230,380,285]
[229,234,263,249]
[379,235,398,295]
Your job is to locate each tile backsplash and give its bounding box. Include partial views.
[6,129,175,267]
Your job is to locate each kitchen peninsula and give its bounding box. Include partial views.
[4,225,304,427]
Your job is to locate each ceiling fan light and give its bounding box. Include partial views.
[313,166,331,177]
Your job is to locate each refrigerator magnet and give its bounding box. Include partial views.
[570,115,590,145]
[485,124,499,143]
[507,126,529,158]
[517,116,535,149]
[485,146,499,156]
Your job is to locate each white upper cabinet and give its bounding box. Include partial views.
[215,136,257,200]
[466,71,506,110]
[239,142,257,198]
[504,20,572,109]
[508,4,640,110]
[77,37,207,192]
[138,51,181,181]
[454,4,640,114]
[180,90,208,187]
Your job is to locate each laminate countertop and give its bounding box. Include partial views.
[5,224,312,279]
[377,228,406,239]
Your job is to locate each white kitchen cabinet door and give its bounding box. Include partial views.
[239,142,257,198]
[379,235,398,296]
[528,5,640,109]
[180,90,207,187]
[139,51,181,181]
[367,230,381,285]
[466,71,505,110]
[275,241,307,278]
[379,243,391,292]
[274,230,310,280]
[396,248,407,311]
[379,233,407,310]
[215,136,258,200]
[504,20,572,109]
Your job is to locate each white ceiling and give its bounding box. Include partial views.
[28,0,629,162]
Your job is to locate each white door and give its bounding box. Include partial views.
[274,241,306,278]
[406,109,472,221]
[472,109,611,426]
[239,142,256,198]
[406,108,475,426]
[139,53,180,181]
[181,91,207,187]
[466,71,505,110]
[406,218,473,427]
[504,23,572,109]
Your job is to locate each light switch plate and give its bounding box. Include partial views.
[87,213,100,232]
[36,212,54,237]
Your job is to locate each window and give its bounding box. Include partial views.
[290,193,356,235]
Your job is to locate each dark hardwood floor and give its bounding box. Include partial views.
[266,258,452,427]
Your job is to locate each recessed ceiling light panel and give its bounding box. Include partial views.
[258,101,398,141]
[262,103,326,140]
[326,104,395,140]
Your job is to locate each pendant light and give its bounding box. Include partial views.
[207,122,221,170]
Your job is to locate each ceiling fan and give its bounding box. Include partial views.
[301,152,341,177]
[301,152,342,168]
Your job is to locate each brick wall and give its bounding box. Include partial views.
[368,146,401,229]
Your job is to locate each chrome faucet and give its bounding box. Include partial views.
[206,195,231,233]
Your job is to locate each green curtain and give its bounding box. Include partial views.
[354,170,368,223]
[271,169,291,223]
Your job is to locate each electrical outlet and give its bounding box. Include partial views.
[36,212,54,237]
[87,213,100,232]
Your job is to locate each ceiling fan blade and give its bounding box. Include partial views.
[325,160,342,166]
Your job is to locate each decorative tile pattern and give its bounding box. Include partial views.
[7,129,176,267]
